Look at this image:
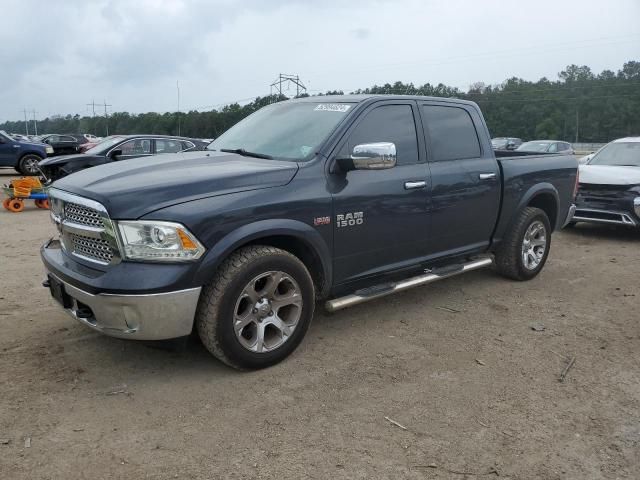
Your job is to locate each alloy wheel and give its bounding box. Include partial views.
[233,271,303,353]
[522,220,547,270]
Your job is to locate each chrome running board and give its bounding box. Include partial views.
[325,256,493,312]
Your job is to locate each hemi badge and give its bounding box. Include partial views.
[313,216,331,226]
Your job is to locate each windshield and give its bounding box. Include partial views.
[207,101,353,160]
[0,130,12,142]
[517,141,551,152]
[492,138,508,147]
[84,136,123,154]
[589,142,640,167]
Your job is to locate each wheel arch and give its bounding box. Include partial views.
[194,219,332,298]
[516,183,560,231]
[19,150,45,161]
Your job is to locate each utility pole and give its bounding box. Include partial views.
[575,108,579,144]
[91,99,112,136]
[86,100,97,118]
[22,108,29,135]
[269,74,307,102]
[31,109,38,136]
[177,80,181,136]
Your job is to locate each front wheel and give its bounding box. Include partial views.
[18,154,42,176]
[196,246,315,369]
[495,207,551,281]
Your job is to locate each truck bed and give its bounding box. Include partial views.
[492,152,578,243]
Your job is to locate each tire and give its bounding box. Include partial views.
[196,245,315,369]
[18,154,42,176]
[495,207,551,281]
[35,199,50,209]
[7,199,24,213]
[2,198,12,211]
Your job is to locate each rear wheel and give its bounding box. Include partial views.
[18,154,42,176]
[35,199,50,209]
[196,245,315,369]
[495,207,551,281]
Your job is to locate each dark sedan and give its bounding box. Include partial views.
[38,134,205,181]
[39,134,90,156]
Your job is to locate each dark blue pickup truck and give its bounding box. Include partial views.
[41,95,578,369]
[0,130,53,174]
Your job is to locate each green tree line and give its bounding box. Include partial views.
[2,61,638,143]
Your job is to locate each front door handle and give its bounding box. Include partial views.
[404,181,426,190]
[479,173,496,180]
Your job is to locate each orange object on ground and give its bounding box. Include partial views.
[9,177,43,197]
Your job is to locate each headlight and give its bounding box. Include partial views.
[116,220,205,262]
[45,146,54,154]
[634,197,640,217]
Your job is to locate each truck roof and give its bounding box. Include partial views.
[612,137,640,143]
[289,94,478,107]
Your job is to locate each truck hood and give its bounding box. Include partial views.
[579,164,640,186]
[52,151,299,219]
[39,153,101,167]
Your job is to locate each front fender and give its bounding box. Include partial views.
[192,219,332,295]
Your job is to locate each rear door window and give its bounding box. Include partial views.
[421,105,481,161]
[155,139,183,154]
[119,139,151,156]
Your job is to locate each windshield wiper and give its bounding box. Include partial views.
[220,148,273,160]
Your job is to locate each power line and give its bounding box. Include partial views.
[465,81,640,96]
[473,93,640,104]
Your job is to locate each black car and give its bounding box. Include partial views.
[38,134,204,181]
[39,134,89,156]
[491,137,522,150]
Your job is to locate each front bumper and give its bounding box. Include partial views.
[562,204,576,228]
[41,239,202,340]
[572,208,638,227]
[45,272,201,340]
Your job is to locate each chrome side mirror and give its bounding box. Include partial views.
[337,142,396,171]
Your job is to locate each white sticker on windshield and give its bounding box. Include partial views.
[314,104,351,113]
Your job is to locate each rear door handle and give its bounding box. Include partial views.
[404,181,427,190]
[479,173,496,180]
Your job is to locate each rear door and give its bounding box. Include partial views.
[329,100,430,285]
[58,135,79,154]
[420,102,501,256]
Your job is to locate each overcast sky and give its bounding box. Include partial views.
[1,0,638,123]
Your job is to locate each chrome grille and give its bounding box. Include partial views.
[69,233,114,263]
[64,202,104,227]
[48,188,120,266]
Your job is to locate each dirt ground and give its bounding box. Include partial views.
[1,168,639,479]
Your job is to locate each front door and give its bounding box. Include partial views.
[420,102,501,256]
[329,101,430,285]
